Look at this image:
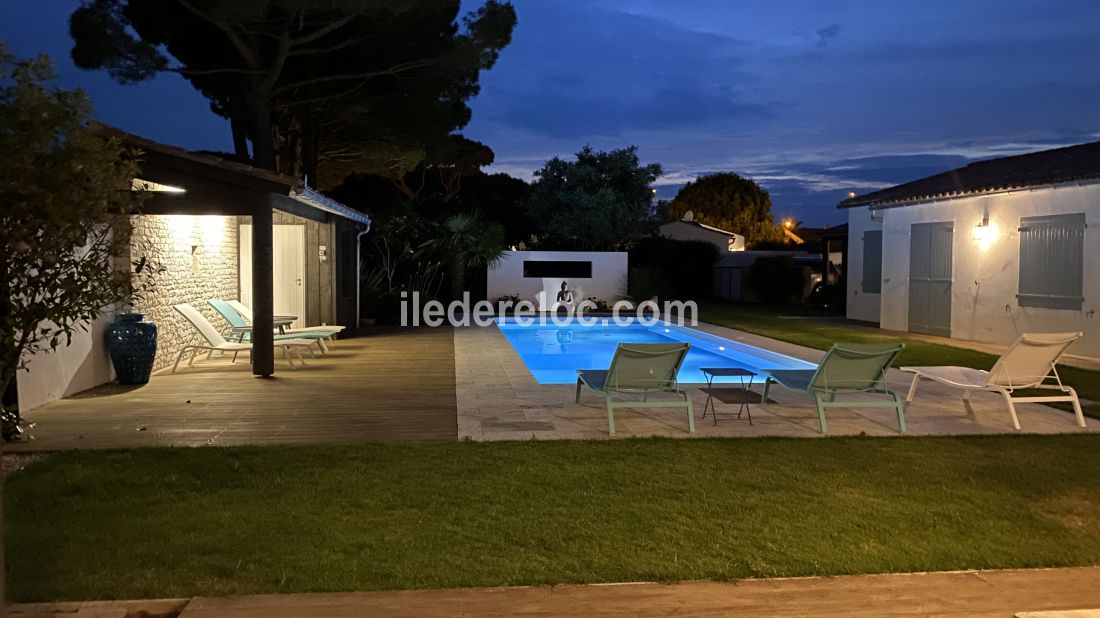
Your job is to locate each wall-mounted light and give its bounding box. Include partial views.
[131,178,186,193]
[973,212,998,250]
[870,208,882,222]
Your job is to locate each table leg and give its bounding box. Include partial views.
[702,374,716,424]
[739,375,754,425]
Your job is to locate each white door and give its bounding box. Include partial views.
[240,224,307,329]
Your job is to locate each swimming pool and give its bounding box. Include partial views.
[495,317,816,384]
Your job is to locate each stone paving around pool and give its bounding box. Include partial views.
[455,322,1098,441]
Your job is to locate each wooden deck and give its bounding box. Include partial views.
[10,328,457,451]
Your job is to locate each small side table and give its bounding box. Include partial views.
[700,368,756,425]
[274,315,298,334]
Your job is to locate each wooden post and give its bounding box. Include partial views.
[251,193,275,377]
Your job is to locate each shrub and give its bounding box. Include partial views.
[581,297,612,313]
[628,237,719,300]
[749,256,806,305]
[808,281,845,313]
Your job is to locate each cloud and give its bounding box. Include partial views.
[471,2,766,138]
[464,0,1100,223]
[496,85,773,139]
[815,23,843,49]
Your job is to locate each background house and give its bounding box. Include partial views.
[712,251,817,303]
[17,126,371,411]
[659,215,746,252]
[842,141,1100,357]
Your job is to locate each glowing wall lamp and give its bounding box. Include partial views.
[973,211,998,251]
[131,178,186,193]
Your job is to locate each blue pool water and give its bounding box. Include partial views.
[495,318,815,384]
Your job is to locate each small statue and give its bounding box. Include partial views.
[556,281,575,305]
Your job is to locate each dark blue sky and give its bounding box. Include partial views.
[4,1,1100,225]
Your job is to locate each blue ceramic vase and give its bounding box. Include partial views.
[106,313,158,385]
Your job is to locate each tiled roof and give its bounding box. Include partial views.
[819,223,849,239]
[662,219,742,237]
[91,122,369,225]
[839,140,1100,208]
[90,121,296,189]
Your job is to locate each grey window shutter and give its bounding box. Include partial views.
[1017,213,1086,310]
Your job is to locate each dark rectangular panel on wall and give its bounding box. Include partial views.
[522,260,593,278]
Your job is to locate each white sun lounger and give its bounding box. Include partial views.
[171,303,316,372]
[901,332,1085,430]
[226,300,345,339]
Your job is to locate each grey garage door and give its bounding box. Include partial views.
[908,222,953,337]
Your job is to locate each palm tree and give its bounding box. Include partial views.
[419,212,507,301]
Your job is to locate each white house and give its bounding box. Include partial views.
[842,141,1100,358]
[659,216,746,252]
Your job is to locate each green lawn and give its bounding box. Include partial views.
[8,436,1100,602]
[701,302,1100,417]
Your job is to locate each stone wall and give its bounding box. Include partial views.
[130,214,240,371]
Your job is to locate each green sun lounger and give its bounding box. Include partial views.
[761,343,906,434]
[207,299,331,353]
[226,300,345,337]
[576,342,693,436]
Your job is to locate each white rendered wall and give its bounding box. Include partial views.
[17,313,116,412]
[875,182,1100,357]
[17,214,240,411]
[487,250,628,310]
[845,206,883,323]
